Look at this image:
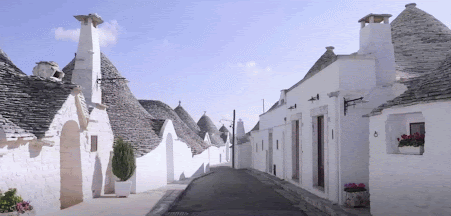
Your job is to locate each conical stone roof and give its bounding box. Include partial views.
[197,114,224,146]
[139,100,209,155]
[219,125,229,133]
[219,125,231,143]
[174,104,202,135]
[63,53,163,157]
[368,52,451,116]
[391,3,451,77]
[0,48,77,139]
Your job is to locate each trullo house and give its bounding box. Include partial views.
[363,3,451,216]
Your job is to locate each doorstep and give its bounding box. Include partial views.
[244,168,372,216]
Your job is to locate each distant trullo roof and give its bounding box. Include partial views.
[219,125,231,143]
[139,100,209,155]
[63,53,163,157]
[0,48,77,139]
[174,104,202,135]
[391,3,451,78]
[197,114,224,146]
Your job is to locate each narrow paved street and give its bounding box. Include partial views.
[165,166,327,216]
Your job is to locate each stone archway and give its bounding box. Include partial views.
[166,133,174,183]
[60,120,83,209]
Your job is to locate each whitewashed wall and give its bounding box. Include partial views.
[235,142,252,169]
[369,102,451,216]
[85,107,114,196]
[0,93,111,216]
[285,61,340,202]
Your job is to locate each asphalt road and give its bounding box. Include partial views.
[166,166,308,216]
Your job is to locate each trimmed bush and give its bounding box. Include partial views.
[112,137,136,181]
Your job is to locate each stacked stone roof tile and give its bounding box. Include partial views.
[0,49,78,139]
[63,53,163,157]
[391,3,451,77]
[368,52,451,116]
[139,100,209,155]
[368,3,451,116]
[197,114,224,146]
[174,105,202,136]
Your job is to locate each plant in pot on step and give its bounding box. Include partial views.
[112,137,136,198]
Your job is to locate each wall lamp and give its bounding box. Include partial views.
[344,97,368,116]
[288,104,297,110]
[308,94,320,102]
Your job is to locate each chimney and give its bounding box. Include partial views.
[358,13,396,86]
[72,13,104,106]
[32,61,65,81]
[236,119,245,138]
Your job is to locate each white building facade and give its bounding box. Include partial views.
[250,13,407,205]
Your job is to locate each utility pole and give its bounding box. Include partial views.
[262,99,265,113]
[232,109,236,169]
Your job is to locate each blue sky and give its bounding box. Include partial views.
[0,0,449,132]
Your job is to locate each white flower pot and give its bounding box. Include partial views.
[344,191,369,207]
[399,146,424,155]
[115,181,132,197]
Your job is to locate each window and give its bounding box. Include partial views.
[262,140,264,151]
[276,140,279,150]
[410,122,425,135]
[91,135,98,152]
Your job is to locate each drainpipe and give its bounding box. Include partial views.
[336,95,342,205]
[282,130,286,180]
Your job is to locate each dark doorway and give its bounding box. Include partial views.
[268,132,273,174]
[292,120,300,180]
[317,116,325,187]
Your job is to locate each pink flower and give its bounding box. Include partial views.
[358,183,365,188]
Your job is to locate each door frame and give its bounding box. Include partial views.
[310,105,329,193]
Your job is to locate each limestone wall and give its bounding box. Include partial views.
[369,102,451,216]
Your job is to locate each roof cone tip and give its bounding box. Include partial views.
[405,3,416,8]
[326,46,335,50]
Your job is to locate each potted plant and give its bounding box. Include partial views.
[397,133,425,155]
[344,183,369,208]
[0,188,35,216]
[112,138,136,198]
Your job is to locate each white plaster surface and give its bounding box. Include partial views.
[369,102,451,216]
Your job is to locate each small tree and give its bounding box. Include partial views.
[112,137,136,182]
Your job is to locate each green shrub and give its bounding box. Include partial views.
[112,137,136,181]
[0,188,23,213]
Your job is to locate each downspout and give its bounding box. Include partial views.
[336,95,342,205]
[282,130,286,180]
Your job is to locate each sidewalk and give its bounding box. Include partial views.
[47,171,218,216]
[46,184,187,216]
[244,168,372,216]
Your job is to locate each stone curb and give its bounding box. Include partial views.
[146,171,215,216]
[244,168,366,216]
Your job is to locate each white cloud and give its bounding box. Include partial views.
[246,61,256,67]
[266,66,271,71]
[54,20,121,47]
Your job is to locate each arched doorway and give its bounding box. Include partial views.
[166,133,174,183]
[60,120,83,209]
